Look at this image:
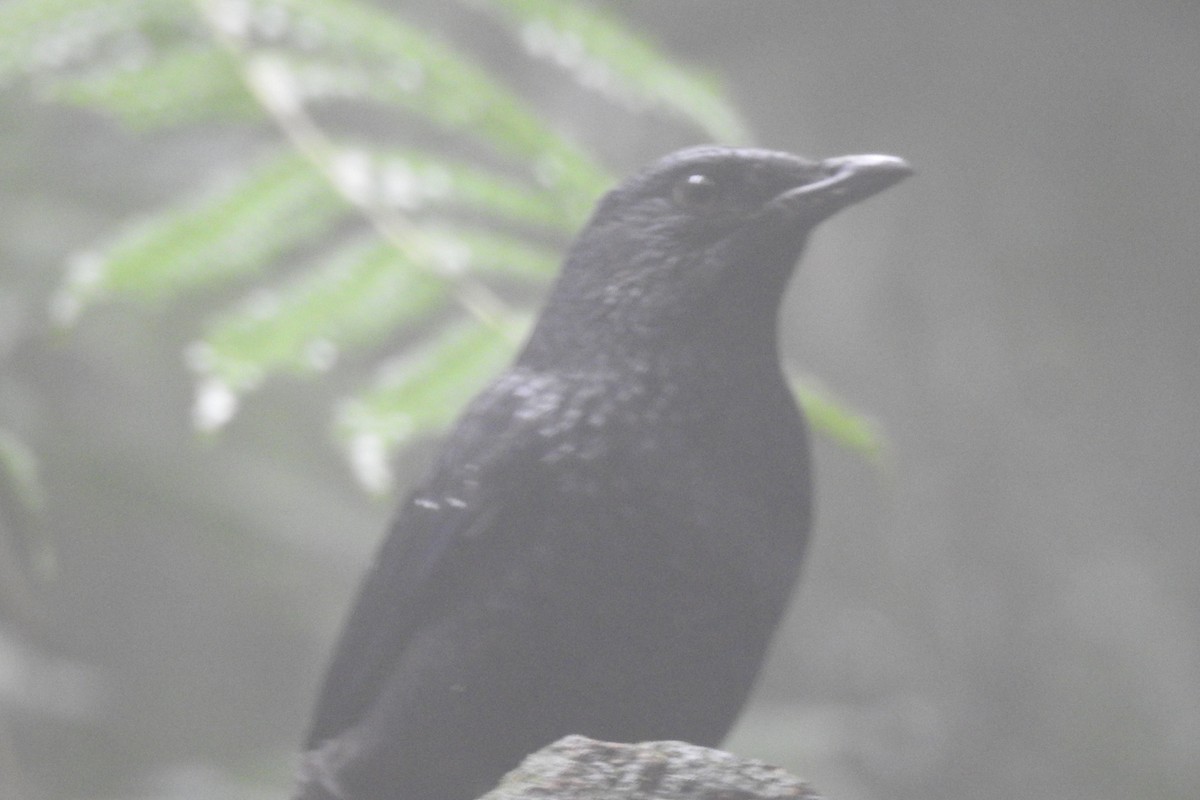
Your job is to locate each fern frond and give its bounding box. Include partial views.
[305,146,591,232]
[192,236,448,392]
[200,0,612,206]
[190,214,556,395]
[50,148,347,325]
[49,41,259,128]
[418,224,560,280]
[335,316,529,492]
[0,0,195,86]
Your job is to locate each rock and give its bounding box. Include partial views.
[479,736,823,800]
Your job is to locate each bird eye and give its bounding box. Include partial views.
[672,173,719,208]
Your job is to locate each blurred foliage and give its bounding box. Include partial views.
[0,0,880,491]
[0,282,50,626]
[0,427,43,517]
[0,426,49,624]
[789,376,885,466]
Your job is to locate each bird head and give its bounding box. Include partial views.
[521,146,911,368]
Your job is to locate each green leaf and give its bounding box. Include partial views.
[189,212,557,397]
[317,146,589,232]
[336,316,528,492]
[49,42,261,129]
[213,0,612,209]
[418,224,561,281]
[372,149,591,231]
[51,148,348,325]
[482,0,753,143]
[790,374,887,464]
[191,237,452,396]
[0,0,196,86]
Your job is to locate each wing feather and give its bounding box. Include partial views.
[303,372,560,747]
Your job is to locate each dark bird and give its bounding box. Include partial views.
[294,145,910,800]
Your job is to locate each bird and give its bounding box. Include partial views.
[294,145,910,800]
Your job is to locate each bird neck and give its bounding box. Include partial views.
[516,295,785,389]
[516,236,798,385]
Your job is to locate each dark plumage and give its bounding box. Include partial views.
[294,146,910,800]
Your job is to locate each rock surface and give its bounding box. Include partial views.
[479,736,823,800]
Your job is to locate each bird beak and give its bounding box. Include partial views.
[770,153,912,219]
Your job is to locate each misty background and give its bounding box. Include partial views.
[1,1,1197,799]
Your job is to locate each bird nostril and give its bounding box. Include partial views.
[820,160,845,178]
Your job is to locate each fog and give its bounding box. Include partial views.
[1,2,1197,799]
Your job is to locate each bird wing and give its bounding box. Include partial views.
[303,371,560,749]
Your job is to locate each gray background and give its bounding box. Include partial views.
[1,2,1197,799]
